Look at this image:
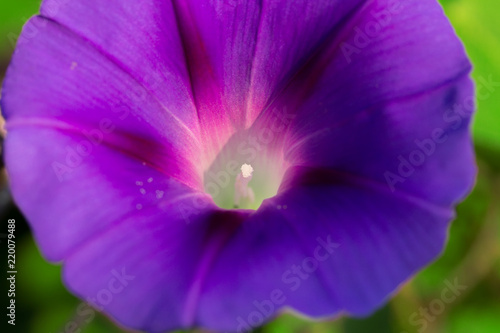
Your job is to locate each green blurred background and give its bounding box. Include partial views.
[0,0,499,332]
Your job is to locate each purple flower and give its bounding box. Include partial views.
[1,0,475,332]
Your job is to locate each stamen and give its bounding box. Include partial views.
[240,163,254,178]
[234,164,255,208]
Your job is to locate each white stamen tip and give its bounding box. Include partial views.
[240,164,254,178]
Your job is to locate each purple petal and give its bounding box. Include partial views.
[125,0,364,153]
[285,78,476,206]
[254,0,472,145]
[4,127,213,261]
[246,0,365,123]
[39,0,200,137]
[2,15,203,186]
[197,167,454,331]
[271,0,476,205]
[63,206,243,332]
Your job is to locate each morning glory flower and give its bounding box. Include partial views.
[1,0,475,332]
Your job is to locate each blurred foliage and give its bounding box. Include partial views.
[440,0,500,149]
[0,1,39,59]
[0,0,499,333]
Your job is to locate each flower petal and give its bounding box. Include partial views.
[252,0,472,137]
[285,78,476,206]
[197,168,454,331]
[246,0,365,123]
[40,0,200,137]
[150,0,366,153]
[262,0,477,206]
[2,15,202,186]
[4,126,213,261]
[62,208,246,333]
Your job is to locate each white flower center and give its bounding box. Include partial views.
[202,130,285,210]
